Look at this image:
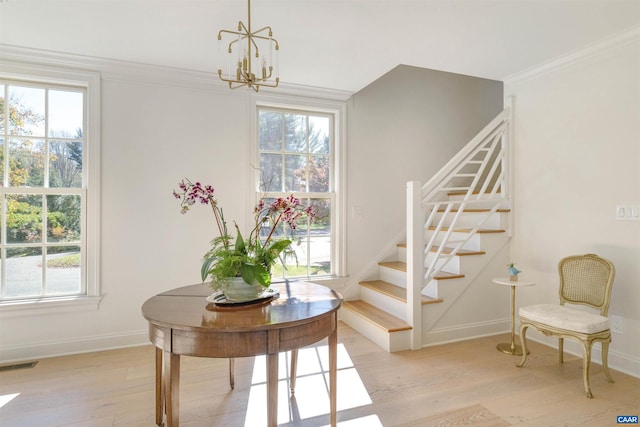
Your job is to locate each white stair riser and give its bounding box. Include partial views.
[424,230,482,251]
[425,252,461,273]
[338,309,412,352]
[430,211,508,229]
[399,231,507,268]
[423,281,438,299]
[446,194,509,209]
[360,287,406,320]
[379,266,406,288]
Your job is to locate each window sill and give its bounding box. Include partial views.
[0,295,102,317]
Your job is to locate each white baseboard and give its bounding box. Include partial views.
[0,330,149,364]
[422,318,510,347]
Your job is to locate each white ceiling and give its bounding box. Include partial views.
[1,0,639,93]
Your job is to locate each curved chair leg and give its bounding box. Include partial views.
[559,337,564,364]
[582,341,593,398]
[517,324,529,367]
[602,339,615,383]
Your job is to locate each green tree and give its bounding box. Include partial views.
[49,128,82,187]
[1,87,81,244]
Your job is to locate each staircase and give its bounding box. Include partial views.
[340,108,513,352]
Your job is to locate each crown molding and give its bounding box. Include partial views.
[0,44,352,102]
[504,26,640,86]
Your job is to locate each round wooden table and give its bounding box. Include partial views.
[142,281,343,427]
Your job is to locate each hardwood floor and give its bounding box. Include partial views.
[1,322,638,426]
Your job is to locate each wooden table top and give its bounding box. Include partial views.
[141,280,343,333]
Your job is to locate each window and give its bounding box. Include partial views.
[257,106,336,280]
[0,71,99,308]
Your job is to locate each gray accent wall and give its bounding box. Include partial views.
[346,64,503,283]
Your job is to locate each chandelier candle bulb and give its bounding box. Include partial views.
[217,37,222,73]
[236,33,241,61]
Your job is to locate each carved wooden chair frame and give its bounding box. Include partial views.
[517,253,616,398]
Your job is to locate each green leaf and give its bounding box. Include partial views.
[240,262,255,284]
[201,257,215,282]
[268,239,292,255]
[235,227,246,254]
[239,262,270,287]
[253,263,271,287]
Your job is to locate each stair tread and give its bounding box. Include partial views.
[394,245,486,256]
[379,261,407,271]
[432,271,465,280]
[437,208,510,213]
[359,280,443,305]
[343,300,412,333]
[378,261,465,280]
[427,226,505,233]
[446,190,502,196]
[431,245,486,256]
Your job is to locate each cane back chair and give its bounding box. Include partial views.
[517,253,616,398]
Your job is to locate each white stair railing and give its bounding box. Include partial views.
[406,107,511,349]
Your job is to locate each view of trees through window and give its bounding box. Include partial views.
[0,82,84,300]
[258,107,333,280]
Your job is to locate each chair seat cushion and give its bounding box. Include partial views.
[519,304,610,334]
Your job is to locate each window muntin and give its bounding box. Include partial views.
[258,107,334,280]
[0,81,86,301]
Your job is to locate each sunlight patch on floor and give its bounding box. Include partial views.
[0,393,19,409]
[245,344,374,426]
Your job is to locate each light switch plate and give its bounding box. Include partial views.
[616,205,640,221]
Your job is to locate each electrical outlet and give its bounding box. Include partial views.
[611,315,623,334]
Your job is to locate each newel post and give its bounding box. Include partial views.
[406,181,424,350]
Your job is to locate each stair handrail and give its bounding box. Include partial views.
[421,109,510,202]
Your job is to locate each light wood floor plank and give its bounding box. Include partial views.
[0,322,638,426]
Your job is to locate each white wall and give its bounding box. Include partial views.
[0,51,349,361]
[506,30,640,376]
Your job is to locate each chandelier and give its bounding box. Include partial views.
[217,0,280,92]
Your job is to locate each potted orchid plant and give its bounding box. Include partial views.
[173,178,315,300]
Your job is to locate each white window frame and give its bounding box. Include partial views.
[0,61,101,314]
[252,96,346,280]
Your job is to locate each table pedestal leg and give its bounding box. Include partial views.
[155,347,163,426]
[289,350,298,395]
[329,321,338,427]
[229,358,235,390]
[163,350,180,427]
[497,285,527,356]
[267,353,278,427]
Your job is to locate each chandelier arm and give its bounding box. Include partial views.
[249,34,279,46]
[218,29,244,38]
[250,26,273,35]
